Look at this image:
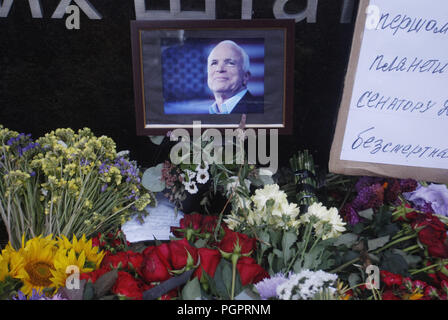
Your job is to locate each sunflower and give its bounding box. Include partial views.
[0,243,24,280]
[57,234,106,269]
[50,248,94,289]
[14,235,59,296]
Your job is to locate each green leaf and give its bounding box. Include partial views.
[142,163,166,192]
[269,229,282,248]
[194,238,208,249]
[348,273,361,288]
[148,135,165,145]
[380,251,409,275]
[83,281,95,300]
[282,231,298,264]
[273,248,283,258]
[181,277,202,300]
[213,259,233,299]
[234,288,260,300]
[333,233,359,248]
[351,222,365,235]
[93,269,118,298]
[358,208,374,220]
[342,250,360,263]
[367,235,390,252]
[392,249,422,268]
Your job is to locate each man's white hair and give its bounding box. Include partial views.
[209,40,250,73]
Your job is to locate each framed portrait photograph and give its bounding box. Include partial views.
[130,19,295,135]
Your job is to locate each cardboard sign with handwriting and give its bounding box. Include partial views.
[330,0,448,183]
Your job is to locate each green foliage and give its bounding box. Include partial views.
[256,227,337,275]
[0,276,22,300]
[142,163,165,192]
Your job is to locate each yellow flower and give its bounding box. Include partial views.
[50,248,93,289]
[0,257,9,282]
[13,235,58,296]
[57,234,105,269]
[0,243,24,278]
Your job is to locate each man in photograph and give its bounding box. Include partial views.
[207,40,263,114]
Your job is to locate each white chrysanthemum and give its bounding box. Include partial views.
[276,269,338,300]
[196,170,209,184]
[301,202,346,240]
[251,184,288,209]
[280,201,300,220]
[225,184,301,231]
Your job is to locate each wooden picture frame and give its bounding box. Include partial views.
[130,19,295,135]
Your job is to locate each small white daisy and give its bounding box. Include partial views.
[185,181,198,194]
[195,161,209,172]
[196,170,209,184]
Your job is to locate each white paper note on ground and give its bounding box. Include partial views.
[122,194,184,242]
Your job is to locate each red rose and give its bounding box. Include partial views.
[80,267,109,284]
[181,213,203,230]
[101,251,129,270]
[112,271,143,300]
[201,215,219,234]
[427,242,448,258]
[236,257,269,286]
[171,213,204,238]
[219,229,256,255]
[168,238,198,270]
[92,233,106,248]
[382,290,401,300]
[140,246,172,283]
[155,243,173,267]
[127,251,144,271]
[194,248,221,280]
[380,270,403,287]
[413,213,447,238]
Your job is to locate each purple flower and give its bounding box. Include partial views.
[13,289,67,300]
[80,158,91,167]
[404,184,448,216]
[352,183,384,211]
[254,273,288,300]
[99,163,110,174]
[355,176,383,192]
[399,179,418,193]
[340,204,362,226]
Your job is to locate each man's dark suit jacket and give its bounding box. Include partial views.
[230,91,264,114]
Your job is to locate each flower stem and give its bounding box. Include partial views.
[230,254,239,300]
[409,263,438,275]
[330,233,417,273]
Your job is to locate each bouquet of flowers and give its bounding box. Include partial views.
[0,233,105,299]
[327,175,448,300]
[49,218,270,300]
[0,126,155,249]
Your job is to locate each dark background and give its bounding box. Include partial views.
[0,0,358,172]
